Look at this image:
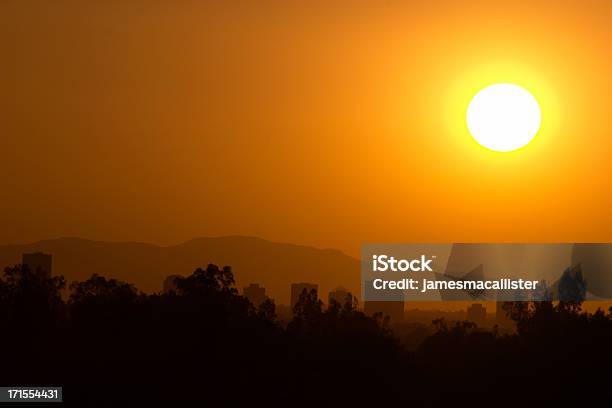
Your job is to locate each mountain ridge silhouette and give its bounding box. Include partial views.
[0,236,360,305]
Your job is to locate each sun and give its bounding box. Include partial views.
[466,84,541,152]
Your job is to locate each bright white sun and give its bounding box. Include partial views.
[467,83,541,152]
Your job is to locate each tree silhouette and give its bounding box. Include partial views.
[257,297,277,321]
[291,289,322,322]
[0,261,610,405]
[174,264,237,296]
[0,264,65,329]
[69,274,139,329]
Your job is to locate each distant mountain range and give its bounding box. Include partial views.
[0,236,360,305]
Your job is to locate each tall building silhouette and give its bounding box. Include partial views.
[243,283,267,307]
[291,282,318,309]
[328,286,350,306]
[22,252,52,278]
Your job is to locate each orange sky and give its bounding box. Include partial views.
[3,0,611,257]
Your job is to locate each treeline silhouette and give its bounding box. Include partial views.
[1,263,611,406]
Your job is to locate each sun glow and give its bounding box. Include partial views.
[466,84,542,152]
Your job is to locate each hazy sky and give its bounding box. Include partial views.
[3,0,611,257]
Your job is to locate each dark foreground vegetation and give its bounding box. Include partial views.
[1,264,611,406]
